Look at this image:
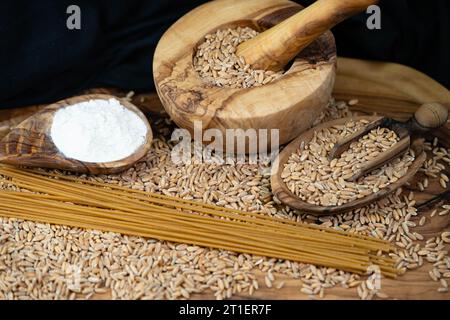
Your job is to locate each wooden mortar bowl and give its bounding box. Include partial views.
[0,94,153,174]
[153,0,336,148]
[271,116,427,215]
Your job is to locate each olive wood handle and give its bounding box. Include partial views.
[409,102,448,132]
[236,0,378,71]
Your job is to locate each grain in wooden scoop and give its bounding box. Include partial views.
[281,120,415,206]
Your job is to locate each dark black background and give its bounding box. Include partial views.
[0,300,446,318]
[1,0,449,109]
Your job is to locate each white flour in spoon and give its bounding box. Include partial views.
[51,98,148,163]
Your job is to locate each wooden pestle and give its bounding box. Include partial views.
[236,0,379,71]
[153,0,339,148]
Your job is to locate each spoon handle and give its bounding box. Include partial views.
[347,135,410,182]
[407,102,448,133]
[236,0,378,71]
[329,103,448,181]
[328,116,386,160]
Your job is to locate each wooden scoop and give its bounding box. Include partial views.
[329,103,448,181]
[237,0,379,71]
[0,94,153,174]
[271,116,427,215]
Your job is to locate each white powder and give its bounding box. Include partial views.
[51,98,148,163]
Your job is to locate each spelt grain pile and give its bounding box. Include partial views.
[193,27,283,88]
[0,99,449,300]
[281,121,415,206]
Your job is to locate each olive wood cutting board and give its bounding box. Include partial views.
[0,57,448,299]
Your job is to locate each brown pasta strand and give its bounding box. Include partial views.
[26,167,390,244]
[2,167,390,250]
[0,166,397,277]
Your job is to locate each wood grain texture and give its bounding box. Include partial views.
[271,116,426,215]
[0,58,448,299]
[0,105,47,141]
[236,0,377,71]
[153,0,336,148]
[0,94,153,174]
[195,58,450,299]
[412,102,448,130]
[334,58,450,147]
[91,58,450,299]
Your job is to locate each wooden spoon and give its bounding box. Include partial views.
[0,94,153,174]
[329,103,448,181]
[271,116,427,215]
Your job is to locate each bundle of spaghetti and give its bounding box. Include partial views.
[0,165,398,277]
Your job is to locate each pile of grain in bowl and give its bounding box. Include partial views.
[281,120,416,206]
[193,27,283,88]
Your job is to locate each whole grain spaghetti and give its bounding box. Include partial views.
[0,165,398,277]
